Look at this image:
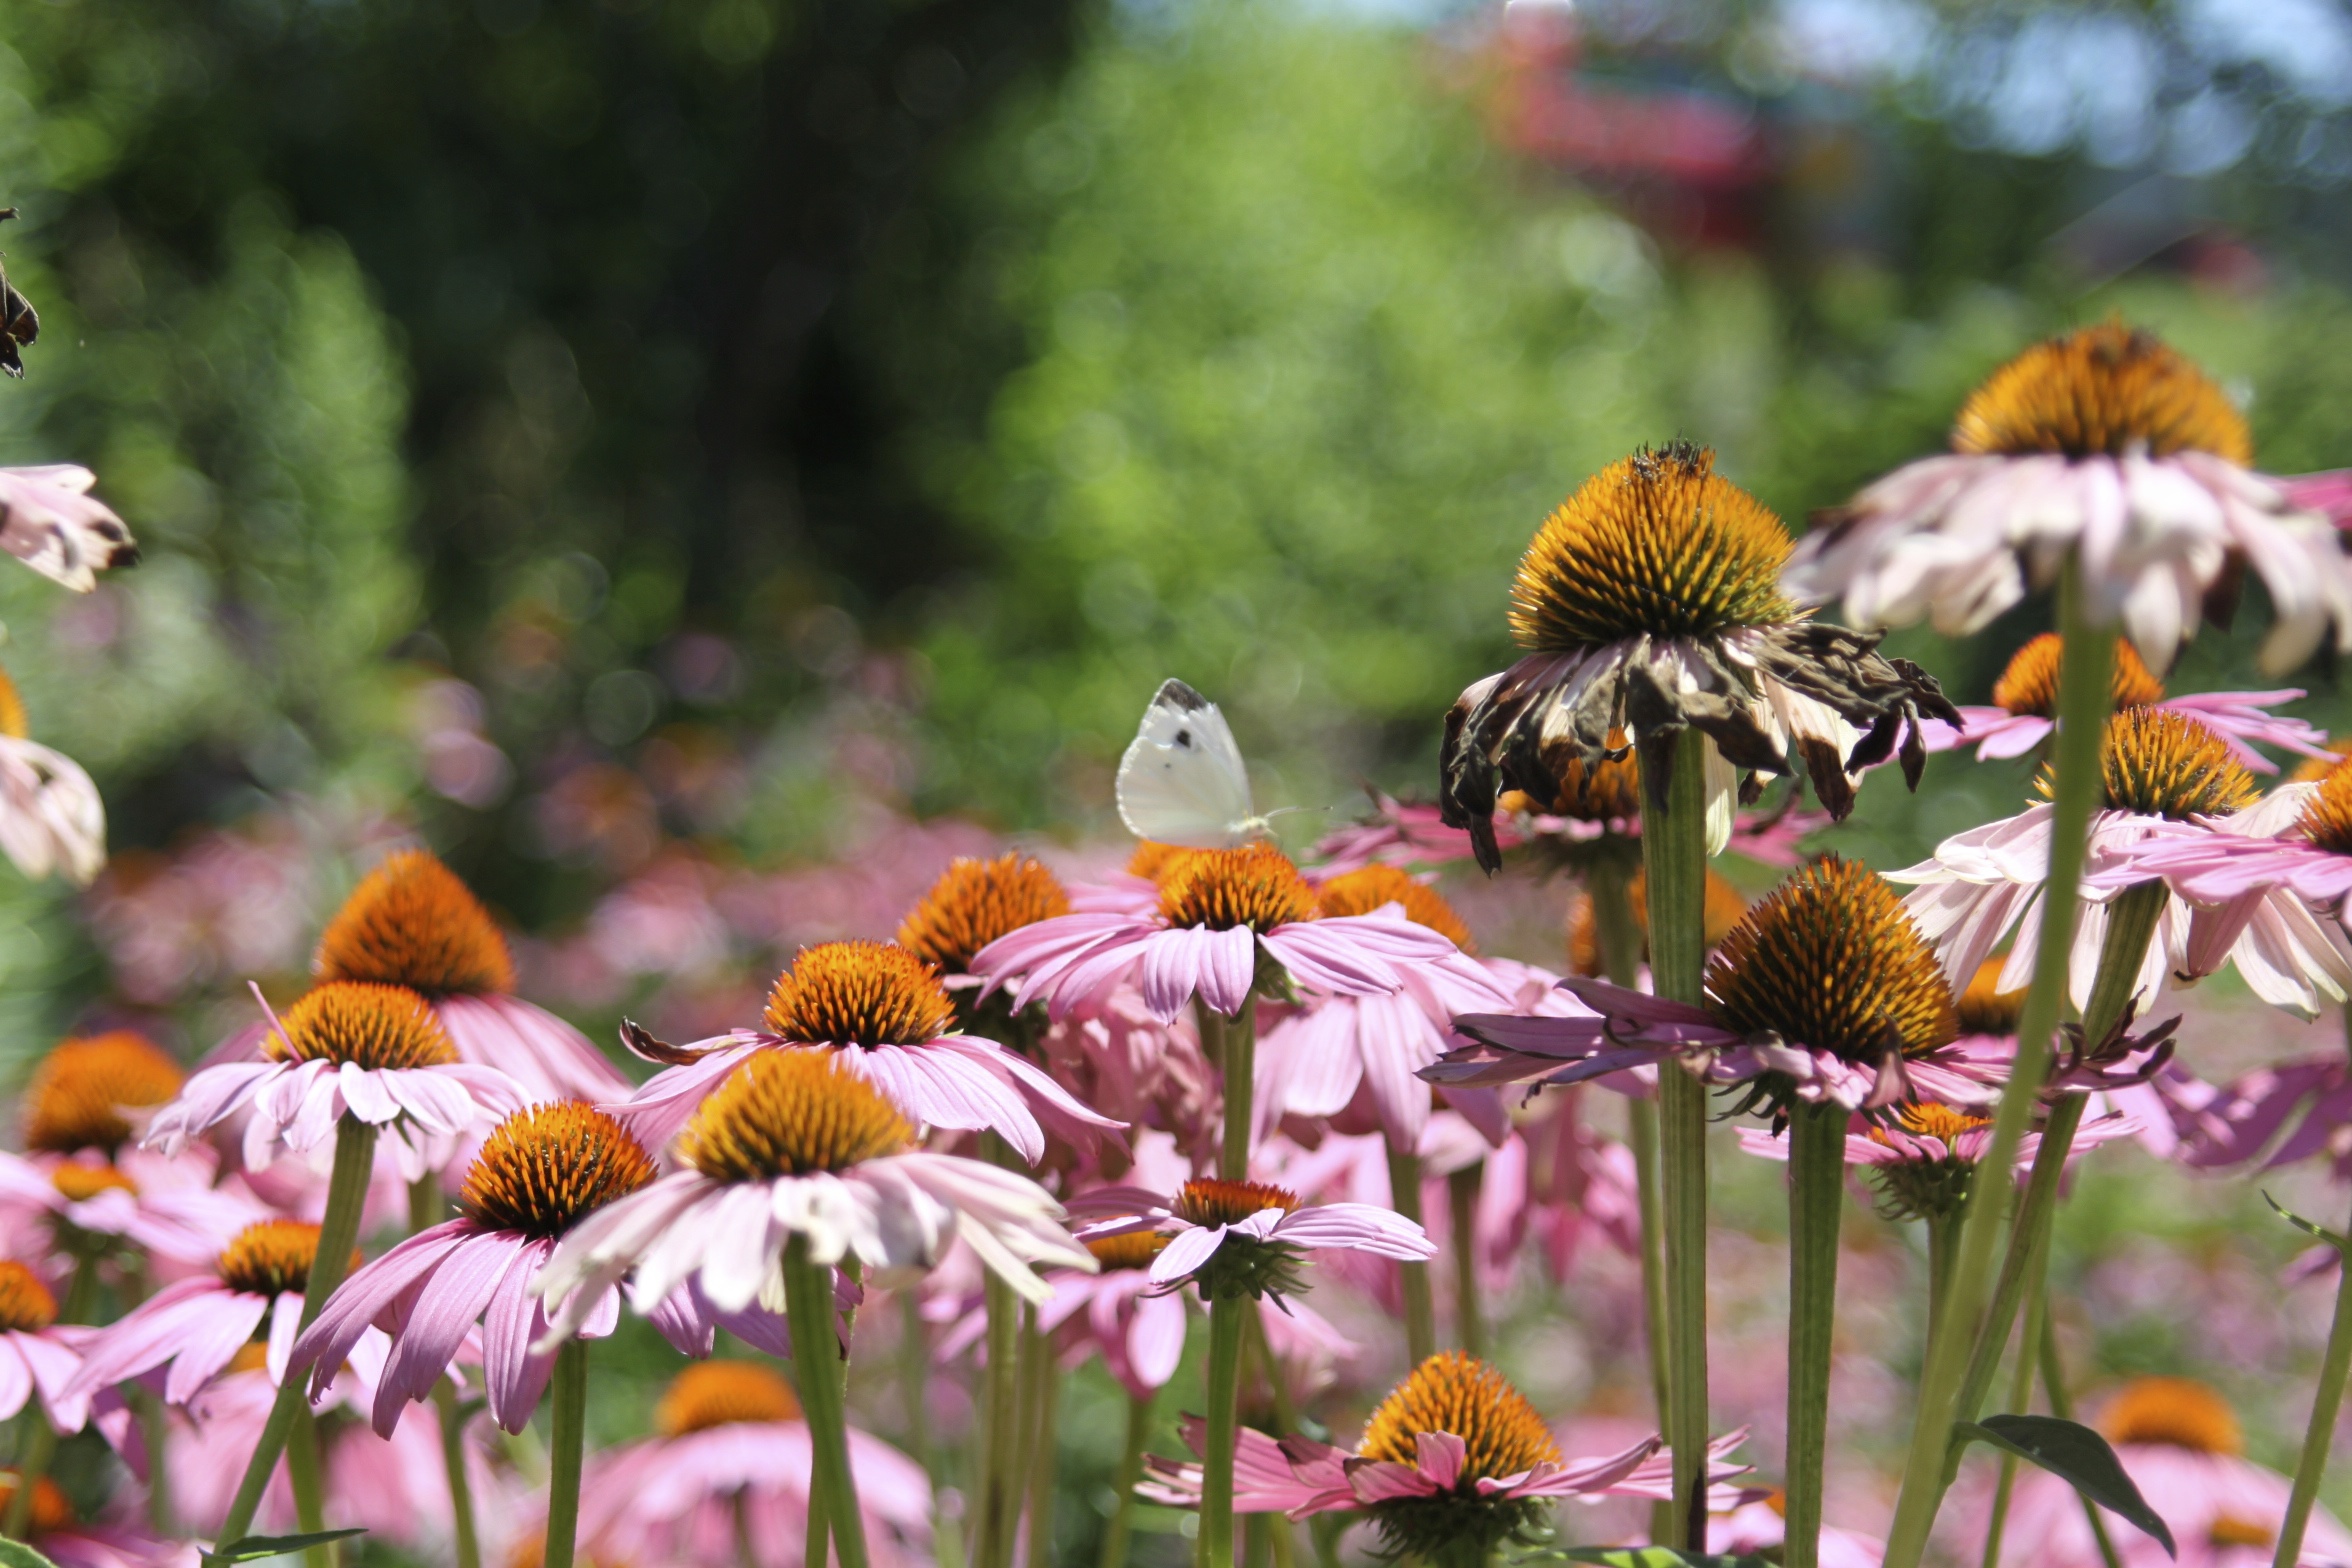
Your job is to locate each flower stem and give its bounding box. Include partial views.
[974,1135,1024,1568]
[210,1116,379,1560]
[542,1339,589,1568]
[284,1403,334,1568]
[787,1237,868,1568]
[1637,726,1712,1551]
[2275,1003,2352,1568]
[2035,1304,2123,1568]
[1219,995,1259,1182]
[1385,1148,1436,1367]
[3,1250,97,1538]
[1198,1295,1248,1568]
[123,1260,174,1535]
[1448,1164,1485,1359]
[1924,1214,1959,1348]
[409,1175,482,1568]
[1021,1308,1061,1568]
[1783,1100,1848,1568]
[1879,569,2112,1568]
[1099,1387,1155,1568]
[1977,1274,2046,1568]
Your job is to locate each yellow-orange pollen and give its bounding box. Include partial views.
[216,1220,350,1298]
[1509,442,1796,651]
[1533,728,1644,822]
[1990,633,2164,720]
[1952,321,2253,465]
[0,1473,72,1536]
[0,1261,58,1333]
[0,665,28,742]
[1358,1352,1562,1486]
[1955,957,2027,1037]
[1157,843,1319,934]
[2210,1517,2275,1550]
[656,1360,800,1435]
[678,1048,914,1182]
[1085,1231,1172,1271]
[764,941,957,1048]
[51,1163,138,1203]
[1127,842,1194,883]
[897,854,1072,976]
[1315,866,1475,953]
[1706,854,1957,1064]
[21,1031,185,1154]
[1881,1103,1989,1150]
[2300,756,2352,856]
[313,849,516,997]
[2292,738,2352,785]
[268,981,457,1071]
[460,1102,657,1239]
[2039,709,2258,821]
[1174,1178,1300,1229]
[2101,1376,2243,1455]
[1567,868,1747,978]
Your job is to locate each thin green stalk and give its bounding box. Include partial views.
[1021,1311,1061,1568]
[1219,995,1259,1182]
[787,1238,868,1568]
[542,1339,589,1568]
[211,1117,379,1560]
[973,1136,1023,1568]
[1783,1101,1848,1568]
[1100,1387,1155,1568]
[124,1261,174,1535]
[1592,857,1674,1468]
[1198,1297,1248,1568]
[2036,1307,2123,1568]
[899,1290,934,1478]
[4,1250,97,1537]
[1244,1514,1271,1568]
[1880,572,2113,1568]
[1925,1215,1960,1349]
[1637,726,1711,1550]
[409,1176,482,1568]
[1978,1277,2046,1568]
[2275,1002,2352,1568]
[1386,1148,1436,1367]
[284,1404,334,1568]
[1448,1164,1486,1359]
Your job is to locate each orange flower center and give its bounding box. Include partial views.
[1533,728,1644,822]
[313,849,515,997]
[1955,957,2027,1037]
[1567,867,1746,977]
[2037,709,2257,821]
[678,1049,914,1182]
[1315,867,1475,953]
[2291,738,2352,785]
[1952,322,2252,465]
[1358,1352,1561,1485]
[2101,1376,2243,1455]
[216,1220,354,1298]
[764,941,957,1047]
[1085,1231,1172,1271]
[1157,844,1318,934]
[2210,1517,2275,1549]
[656,1360,800,1435]
[2300,757,2352,856]
[267,982,457,1071]
[460,1102,657,1239]
[21,1032,185,1154]
[0,1473,73,1536]
[1174,1178,1300,1228]
[1990,633,2164,720]
[1127,842,1194,882]
[51,1163,139,1203]
[1888,1103,1989,1146]
[897,854,1072,976]
[0,666,28,742]
[0,1261,58,1333]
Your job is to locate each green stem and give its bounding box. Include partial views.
[974,1137,1023,1568]
[1243,1514,1270,1568]
[125,1260,174,1535]
[542,1339,588,1568]
[284,1404,334,1568]
[2276,1003,2352,1568]
[1386,1149,1436,1367]
[409,1175,482,1568]
[899,1290,934,1478]
[4,1250,97,1537]
[1099,1387,1155,1568]
[1198,1297,1248,1568]
[1925,1214,1960,1349]
[1783,1102,1848,1568]
[1978,1275,2046,1568]
[1021,1310,1061,1568]
[787,1239,868,1568]
[1637,726,1711,1551]
[1219,995,1259,1181]
[210,1117,379,1560]
[2036,1307,2123,1568]
[1447,1164,1485,1359]
[1880,571,2113,1568]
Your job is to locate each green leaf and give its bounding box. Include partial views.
[1957,1416,2176,1557]
[1557,1551,1774,1568]
[2264,1191,2348,1252]
[0,1538,66,1568]
[205,1527,369,1564]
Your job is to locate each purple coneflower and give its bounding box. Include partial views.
[0,465,138,593]
[0,663,104,884]
[0,1260,92,1433]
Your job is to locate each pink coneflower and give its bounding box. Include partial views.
[0,465,138,593]
[0,663,104,884]
[972,842,1460,1023]
[1988,1377,2352,1568]
[289,1101,660,1435]
[0,1260,92,1433]
[145,980,527,1171]
[1894,711,2352,1018]
[1922,633,2327,774]
[576,1360,933,1568]
[1069,1174,1433,1302]
[536,1050,1094,1339]
[1785,322,2352,674]
[0,1472,190,1568]
[65,1219,382,1406]
[1733,1101,2139,1220]
[609,938,1122,1166]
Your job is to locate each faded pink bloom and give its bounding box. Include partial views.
[0,726,104,884]
[1924,691,2328,775]
[0,465,138,593]
[0,1261,93,1431]
[0,1147,268,1270]
[1734,1102,2139,1177]
[1068,1176,1433,1299]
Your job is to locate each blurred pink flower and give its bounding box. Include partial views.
[1069,1175,1433,1299]
[0,1146,269,1270]
[0,1259,93,1431]
[0,465,138,593]
[1310,792,1827,878]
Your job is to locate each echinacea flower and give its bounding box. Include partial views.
[0,1471,191,1568]
[1925,633,2328,774]
[65,1219,379,1405]
[535,1049,1096,1339]
[1070,1175,1433,1302]
[311,849,630,1104]
[1562,865,1751,979]
[145,980,528,1171]
[610,938,1122,1165]
[897,851,1071,1017]
[971,841,1462,1022]
[288,1101,660,1435]
[1988,1376,2352,1568]
[0,664,105,885]
[1438,442,1955,871]
[1734,1100,2139,1223]
[1139,1351,1734,1567]
[576,1360,933,1568]
[0,1260,92,1432]
[0,466,138,593]
[1894,710,2352,1018]
[1786,321,2352,674]
[1433,856,1981,1113]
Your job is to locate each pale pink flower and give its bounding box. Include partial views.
[0,465,138,593]
[1924,691,2328,775]
[0,1146,268,1270]
[0,1260,93,1431]
[0,727,104,884]
[1068,1176,1433,1300]
[1734,1102,2140,1178]
[1707,1498,1884,1568]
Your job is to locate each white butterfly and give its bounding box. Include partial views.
[1114,679,1275,849]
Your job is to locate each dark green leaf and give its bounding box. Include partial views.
[1958,1416,2176,1557]
[2264,1191,2348,1252]
[206,1528,369,1564]
[0,1539,65,1568]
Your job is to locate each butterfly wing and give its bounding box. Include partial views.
[1115,679,1259,848]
